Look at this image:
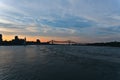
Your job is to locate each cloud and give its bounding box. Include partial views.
[0,0,120,42]
[0,18,14,24]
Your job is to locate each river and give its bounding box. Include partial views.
[0,45,120,80]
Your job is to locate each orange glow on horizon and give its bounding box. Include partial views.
[2,35,83,43]
[2,35,71,42]
[3,35,50,42]
[3,35,49,42]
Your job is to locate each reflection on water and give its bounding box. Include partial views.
[0,45,120,80]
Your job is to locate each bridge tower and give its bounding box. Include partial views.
[68,40,71,45]
[51,40,54,44]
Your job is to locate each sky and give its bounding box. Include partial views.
[0,0,120,42]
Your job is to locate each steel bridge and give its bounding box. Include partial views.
[48,40,78,45]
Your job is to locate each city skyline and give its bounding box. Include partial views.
[0,34,79,45]
[0,0,120,43]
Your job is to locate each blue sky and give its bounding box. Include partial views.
[0,0,120,42]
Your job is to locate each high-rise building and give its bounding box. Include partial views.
[0,34,3,44]
[36,39,41,43]
[12,36,26,45]
[15,36,19,40]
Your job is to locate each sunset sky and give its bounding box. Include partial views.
[0,0,120,42]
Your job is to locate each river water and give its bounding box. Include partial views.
[0,45,120,80]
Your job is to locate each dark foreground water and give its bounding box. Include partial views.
[0,45,120,80]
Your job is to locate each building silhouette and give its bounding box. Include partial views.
[0,34,3,45]
[15,36,19,40]
[36,39,40,43]
[12,36,26,45]
[0,34,51,45]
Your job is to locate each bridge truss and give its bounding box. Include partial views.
[48,40,78,45]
